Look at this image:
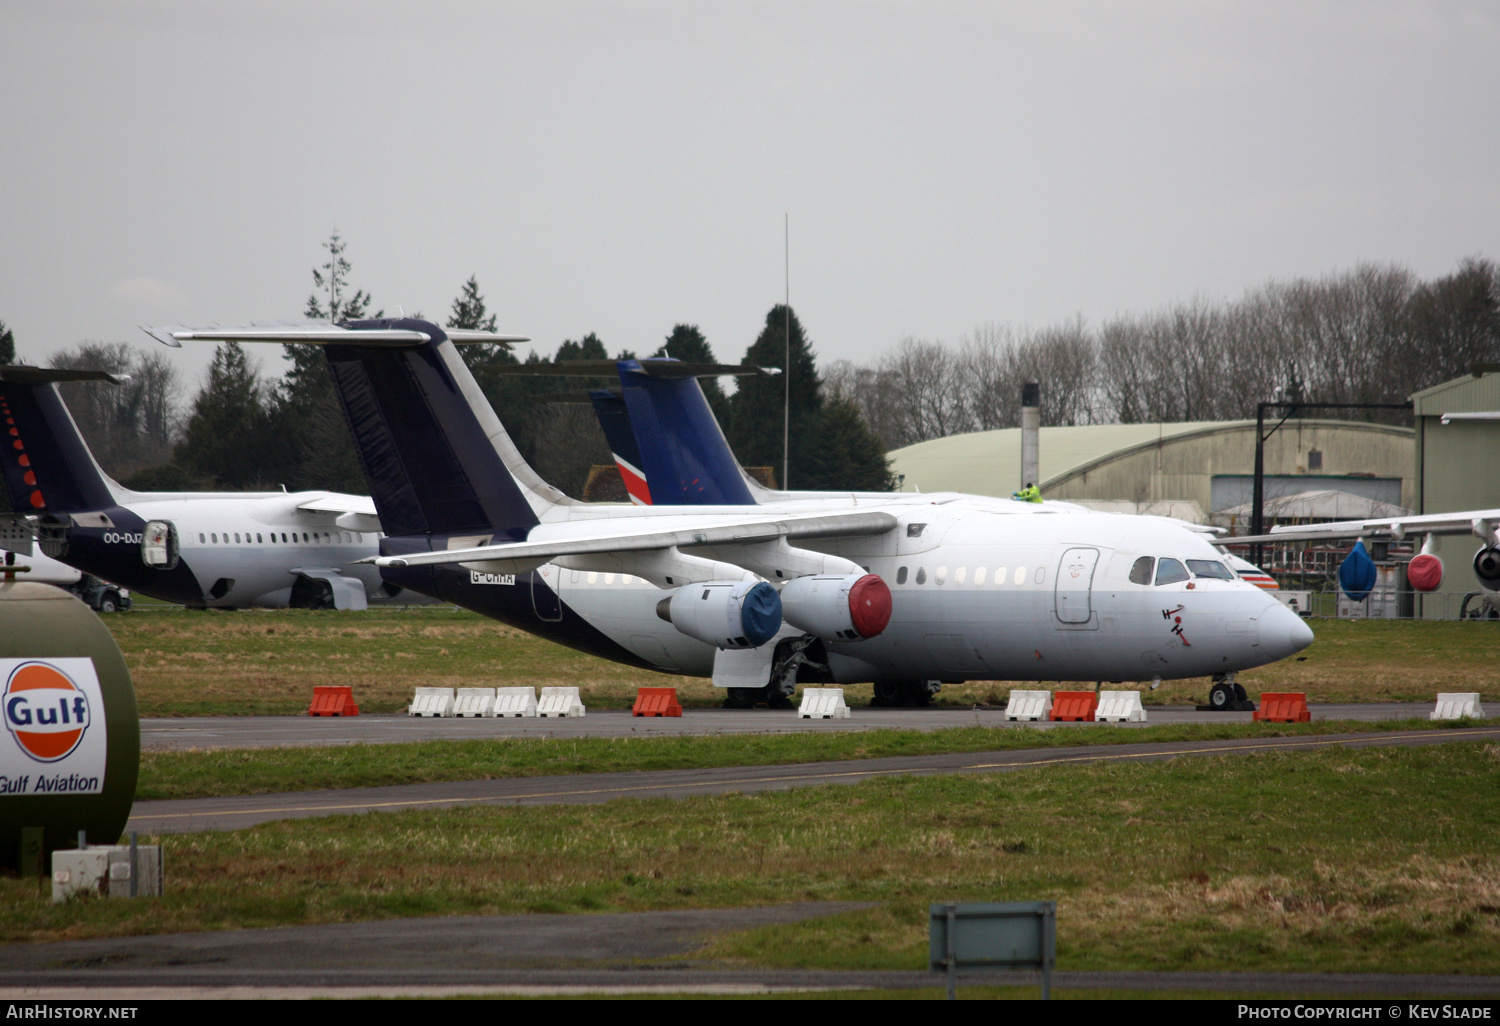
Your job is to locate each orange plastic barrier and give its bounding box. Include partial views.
[1049,691,1098,722]
[1253,692,1310,723]
[308,686,360,717]
[632,687,683,717]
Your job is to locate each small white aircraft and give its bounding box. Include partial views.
[0,365,404,609]
[150,319,1314,707]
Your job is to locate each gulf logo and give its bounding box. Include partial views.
[4,661,92,763]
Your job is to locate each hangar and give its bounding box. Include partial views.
[885,420,1415,528]
[1410,370,1500,618]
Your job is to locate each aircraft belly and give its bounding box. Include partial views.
[560,582,715,676]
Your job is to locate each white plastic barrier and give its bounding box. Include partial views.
[537,686,586,718]
[494,687,539,718]
[1431,693,1486,720]
[798,687,850,719]
[1005,690,1052,722]
[453,687,497,717]
[1095,690,1148,723]
[408,686,455,718]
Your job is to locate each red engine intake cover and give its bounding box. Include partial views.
[847,574,893,638]
[1407,553,1443,592]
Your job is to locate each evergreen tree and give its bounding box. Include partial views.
[0,321,14,365]
[270,232,382,492]
[728,305,891,490]
[655,324,730,425]
[728,305,822,486]
[173,343,277,488]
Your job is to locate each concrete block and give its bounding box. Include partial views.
[1096,690,1147,723]
[1005,690,1052,721]
[453,687,497,717]
[1431,693,1486,720]
[798,687,851,719]
[494,686,538,718]
[408,686,455,717]
[537,686,586,718]
[53,845,163,902]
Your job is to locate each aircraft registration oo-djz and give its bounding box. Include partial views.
[0,366,407,609]
[150,318,1315,706]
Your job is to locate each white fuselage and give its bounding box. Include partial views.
[483,497,1312,683]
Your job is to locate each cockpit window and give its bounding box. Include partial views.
[1154,558,1190,586]
[1129,556,1154,585]
[1187,559,1235,581]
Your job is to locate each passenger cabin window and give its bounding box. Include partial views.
[934,566,947,585]
[1129,556,1155,585]
[915,567,928,585]
[1155,558,1190,586]
[896,566,908,585]
[1187,559,1236,581]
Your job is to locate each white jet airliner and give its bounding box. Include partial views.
[0,365,400,609]
[150,319,1315,706]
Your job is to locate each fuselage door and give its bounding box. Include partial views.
[1054,546,1099,624]
[142,520,179,570]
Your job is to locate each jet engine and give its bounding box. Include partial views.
[779,573,892,642]
[1406,552,1443,592]
[656,579,781,649]
[1473,546,1500,592]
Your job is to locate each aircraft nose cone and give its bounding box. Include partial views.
[1263,599,1314,659]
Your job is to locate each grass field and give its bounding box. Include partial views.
[8,741,1499,976]
[136,719,1474,800]
[107,607,1500,716]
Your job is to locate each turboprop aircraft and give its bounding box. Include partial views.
[149,319,1315,707]
[0,365,400,609]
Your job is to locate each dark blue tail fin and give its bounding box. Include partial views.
[616,359,756,506]
[321,320,546,540]
[0,369,121,513]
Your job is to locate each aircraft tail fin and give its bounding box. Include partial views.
[0,368,127,513]
[148,321,560,539]
[586,389,653,505]
[616,359,757,506]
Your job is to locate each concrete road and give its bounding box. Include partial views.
[139,703,1450,750]
[3,905,1497,997]
[125,724,1500,835]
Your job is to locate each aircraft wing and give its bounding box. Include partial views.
[1231,509,1500,545]
[296,493,383,534]
[367,510,899,575]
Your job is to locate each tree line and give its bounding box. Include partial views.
[825,258,1500,450]
[3,234,894,506]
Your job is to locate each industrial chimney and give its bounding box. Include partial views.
[1020,382,1040,492]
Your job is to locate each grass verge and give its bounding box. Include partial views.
[8,741,1499,976]
[107,609,1500,716]
[134,718,1486,800]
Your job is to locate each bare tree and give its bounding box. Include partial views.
[49,342,183,479]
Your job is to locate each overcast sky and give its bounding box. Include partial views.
[2,1,1497,390]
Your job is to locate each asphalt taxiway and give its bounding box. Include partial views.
[139,702,1446,750]
[125,724,1500,835]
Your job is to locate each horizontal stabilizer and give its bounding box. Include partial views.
[144,324,527,348]
[531,390,618,405]
[484,359,774,379]
[0,367,128,385]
